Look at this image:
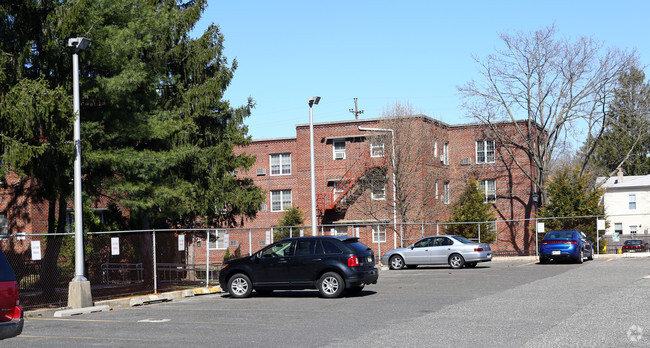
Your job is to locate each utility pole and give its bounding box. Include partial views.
[349,98,364,119]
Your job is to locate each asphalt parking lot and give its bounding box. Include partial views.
[6,255,650,347]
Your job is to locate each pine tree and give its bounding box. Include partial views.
[537,166,604,240]
[446,178,496,243]
[274,206,305,241]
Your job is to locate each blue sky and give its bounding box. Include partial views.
[193,1,649,140]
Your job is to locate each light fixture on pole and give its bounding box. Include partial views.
[308,96,320,236]
[67,36,93,308]
[358,126,398,249]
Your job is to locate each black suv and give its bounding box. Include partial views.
[218,236,378,298]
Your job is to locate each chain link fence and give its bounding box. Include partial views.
[2,215,643,309]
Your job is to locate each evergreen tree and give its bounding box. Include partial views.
[537,166,604,240]
[274,206,305,241]
[446,178,496,243]
[591,66,650,176]
[1,1,263,287]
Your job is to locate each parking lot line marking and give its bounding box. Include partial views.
[27,318,118,322]
[517,261,537,267]
[18,335,162,342]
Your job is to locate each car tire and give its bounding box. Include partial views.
[227,273,253,298]
[539,256,549,264]
[389,255,405,270]
[465,262,478,268]
[318,272,345,298]
[346,285,364,296]
[587,247,594,261]
[449,254,465,269]
[576,250,584,264]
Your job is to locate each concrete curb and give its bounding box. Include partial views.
[24,285,223,319]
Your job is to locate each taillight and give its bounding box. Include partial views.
[474,248,484,252]
[347,256,360,267]
[13,282,19,306]
[541,240,578,245]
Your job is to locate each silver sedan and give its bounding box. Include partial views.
[380,235,493,269]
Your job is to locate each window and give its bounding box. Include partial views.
[434,141,438,158]
[270,153,291,175]
[295,239,317,256]
[370,141,384,157]
[476,139,495,164]
[333,141,346,160]
[414,237,433,248]
[371,185,386,200]
[615,223,623,235]
[372,225,386,243]
[443,181,450,204]
[0,212,7,237]
[442,142,449,165]
[330,226,347,236]
[629,194,637,210]
[629,225,638,234]
[261,240,293,258]
[321,240,343,254]
[209,229,228,250]
[478,179,496,203]
[271,190,292,212]
[435,180,439,200]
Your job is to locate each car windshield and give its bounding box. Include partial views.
[625,240,642,246]
[450,236,474,244]
[544,231,574,239]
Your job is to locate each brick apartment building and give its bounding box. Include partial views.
[234,115,539,255]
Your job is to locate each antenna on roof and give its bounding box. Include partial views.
[349,98,364,119]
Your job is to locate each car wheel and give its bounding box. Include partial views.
[449,254,465,269]
[227,273,252,298]
[318,272,345,298]
[346,285,364,296]
[587,247,594,261]
[465,262,478,268]
[576,250,584,264]
[389,255,405,270]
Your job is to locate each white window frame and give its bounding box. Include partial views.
[629,225,638,234]
[333,140,346,160]
[271,190,292,212]
[209,229,228,250]
[443,181,450,204]
[435,180,439,200]
[476,139,495,164]
[614,223,623,235]
[372,225,386,243]
[330,226,347,236]
[629,194,637,210]
[370,141,385,158]
[371,185,386,200]
[0,212,7,237]
[442,142,449,165]
[478,179,496,203]
[270,153,291,176]
[434,141,438,158]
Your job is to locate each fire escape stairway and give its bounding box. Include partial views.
[316,153,386,213]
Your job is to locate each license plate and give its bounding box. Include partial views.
[552,250,561,255]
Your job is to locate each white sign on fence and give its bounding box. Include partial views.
[111,237,120,255]
[224,233,230,246]
[537,222,545,233]
[30,240,41,261]
[265,230,271,245]
[597,219,606,231]
[300,229,304,237]
[178,234,185,251]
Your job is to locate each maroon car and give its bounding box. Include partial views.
[0,250,23,340]
[622,240,648,253]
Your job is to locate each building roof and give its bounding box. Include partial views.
[597,175,650,190]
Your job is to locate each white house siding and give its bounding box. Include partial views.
[598,175,650,236]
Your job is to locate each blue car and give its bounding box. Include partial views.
[539,229,594,264]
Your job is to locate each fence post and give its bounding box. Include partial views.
[249,229,252,256]
[421,222,424,238]
[152,229,157,294]
[478,223,481,243]
[206,229,210,286]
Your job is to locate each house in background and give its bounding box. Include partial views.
[598,169,650,237]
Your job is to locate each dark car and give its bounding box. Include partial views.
[622,239,649,253]
[539,229,594,264]
[218,236,378,298]
[0,250,23,340]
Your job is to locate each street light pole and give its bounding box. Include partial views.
[358,126,398,249]
[67,37,92,308]
[308,97,320,236]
